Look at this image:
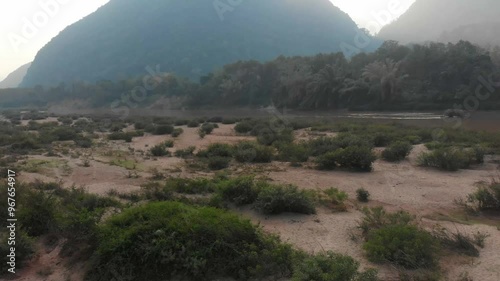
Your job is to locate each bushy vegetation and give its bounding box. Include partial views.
[418,147,483,171]
[292,251,379,281]
[356,188,370,202]
[275,142,310,163]
[254,185,316,215]
[174,146,195,158]
[358,207,438,270]
[150,143,170,157]
[86,202,297,281]
[316,146,377,171]
[363,224,437,269]
[207,156,231,170]
[234,141,274,163]
[457,179,500,213]
[382,141,412,162]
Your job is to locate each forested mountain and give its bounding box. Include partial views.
[0,63,31,89]
[21,0,380,87]
[378,0,500,45]
[4,41,500,111]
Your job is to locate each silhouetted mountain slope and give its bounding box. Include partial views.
[0,63,31,89]
[378,0,500,45]
[21,0,380,87]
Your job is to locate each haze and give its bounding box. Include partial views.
[0,0,414,81]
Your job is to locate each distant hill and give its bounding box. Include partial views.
[0,63,31,89]
[21,0,380,87]
[378,0,500,45]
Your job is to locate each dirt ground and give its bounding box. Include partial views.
[12,121,500,281]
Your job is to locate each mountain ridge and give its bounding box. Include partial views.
[21,0,380,87]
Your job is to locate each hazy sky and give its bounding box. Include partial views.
[0,0,415,81]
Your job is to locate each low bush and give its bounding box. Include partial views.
[171,127,184,137]
[86,202,297,281]
[316,146,376,172]
[199,123,216,135]
[153,125,174,135]
[382,141,412,162]
[207,156,231,170]
[150,144,170,157]
[187,120,199,128]
[275,142,310,163]
[198,143,233,158]
[292,251,378,281]
[174,146,195,158]
[174,119,188,126]
[165,177,216,194]
[234,120,254,134]
[432,227,486,257]
[418,147,475,171]
[358,207,414,236]
[460,180,500,212]
[356,188,370,202]
[108,132,134,142]
[317,188,349,212]
[217,176,262,205]
[234,141,274,163]
[163,140,174,148]
[254,185,316,215]
[363,224,438,269]
[257,128,294,146]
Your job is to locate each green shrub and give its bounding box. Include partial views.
[163,140,174,148]
[418,147,473,171]
[150,144,170,157]
[199,123,216,135]
[316,188,349,212]
[18,188,59,236]
[207,156,231,170]
[316,146,376,172]
[165,177,216,194]
[86,202,296,280]
[356,188,370,202]
[358,207,414,236]
[171,127,184,137]
[276,142,310,163]
[464,180,500,212]
[257,128,294,146]
[254,185,316,215]
[153,125,174,135]
[217,176,261,205]
[174,146,195,158]
[234,141,274,163]
[108,132,133,142]
[432,227,483,257]
[363,225,437,269]
[174,119,188,126]
[198,143,233,158]
[187,120,199,128]
[382,141,413,162]
[292,251,379,281]
[234,120,254,134]
[75,136,93,148]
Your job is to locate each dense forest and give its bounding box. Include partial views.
[2,41,500,111]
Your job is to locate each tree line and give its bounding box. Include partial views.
[1,40,499,111]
